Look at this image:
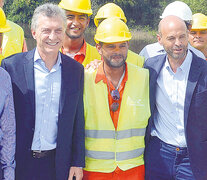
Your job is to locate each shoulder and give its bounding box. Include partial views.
[61,53,84,71]
[0,67,11,80]
[0,67,12,89]
[2,51,31,66]
[144,54,166,67]
[6,20,24,32]
[127,62,149,76]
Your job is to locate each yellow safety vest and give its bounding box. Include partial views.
[127,50,144,67]
[1,20,24,64]
[84,63,150,172]
[82,42,101,67]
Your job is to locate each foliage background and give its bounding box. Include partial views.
[3,0,207,52]
[4,0,207,29]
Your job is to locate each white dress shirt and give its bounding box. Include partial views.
[31,49,62,150]
[151,50,192,147]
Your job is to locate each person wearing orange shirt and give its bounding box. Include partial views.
[83,17,150,180]
[58,0,100,67]
[189,13,207,60]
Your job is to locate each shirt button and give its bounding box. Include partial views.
[176,147,180,151]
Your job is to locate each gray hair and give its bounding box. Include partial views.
[31,3,67,30]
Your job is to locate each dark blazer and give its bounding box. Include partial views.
[1,49,85,180]
[144,51,207,180]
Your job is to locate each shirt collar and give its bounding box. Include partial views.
[165,50,192,74]
[95,62,128,86]
[34,48,62,70]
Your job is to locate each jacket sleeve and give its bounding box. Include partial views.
[0,70,16,180]
[71,67,85,167]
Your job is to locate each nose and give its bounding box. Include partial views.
[175,38,182,47]
[72,16,80,25]
[48,31,56,40]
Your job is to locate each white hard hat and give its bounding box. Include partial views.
[160,1,192,21]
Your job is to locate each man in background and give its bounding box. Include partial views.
[189,13,207,60]
[0,0,27,62]
[58,0,101,66]
[139,1,205,60]
[93,3,144,67]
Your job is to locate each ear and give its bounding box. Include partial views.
[86,17,90,28]
[157,33,163,46]
[31,29,36,40]
[96,43,102,56]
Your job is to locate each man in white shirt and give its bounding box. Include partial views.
[139,1,205,60]
[144,15,207,180]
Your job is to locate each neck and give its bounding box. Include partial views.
[37,48,58,71]
[103,62,125,88]
[202,48,207,59]
[168,55,186,73]
[62,34,84,54]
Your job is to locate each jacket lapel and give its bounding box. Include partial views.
[24,49,35,120]
[147,54,166,115]
[59,54,74,114]
[184,52,202,129]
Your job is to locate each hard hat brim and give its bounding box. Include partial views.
[59,4,93,16]
[94,36,131,44]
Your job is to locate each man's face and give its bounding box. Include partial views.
[31,15,65,56]
[189,30,207,51]
[0,0,4,8]
[158,22,188,61]
[97,42,128,68]
[65,10,90,39]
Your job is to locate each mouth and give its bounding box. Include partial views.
[46,42,59,46]
[173,48,183,53]
[70,27,81,32]
[193,40,204,43]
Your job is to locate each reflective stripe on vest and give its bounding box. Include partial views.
[85,128,146,139]
[86,148,145,161]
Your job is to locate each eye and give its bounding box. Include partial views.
[42,29,50,34]
[67,15,74,20]
[120,44,127,48]
[55,29,63,34]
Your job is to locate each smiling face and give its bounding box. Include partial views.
[65,10,90,39]
[97,41,128,68]
[189,30,207,52]
[158,16,188,63]
[31,15,65,57]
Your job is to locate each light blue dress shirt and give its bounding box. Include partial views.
[31,49,61,151]
[139,42,205,61]
[151,50,192,147]
[0,67,15,180]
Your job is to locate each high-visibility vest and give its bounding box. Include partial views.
[127,50,144,67]
[82,42,101,67]
[84,63,150,172]
[1,20,24,63]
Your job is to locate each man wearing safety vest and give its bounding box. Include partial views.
[0,7,10,61]
[58,0,101,67]
[0,0,27,64]
[83,17,150,180]
[94,3,144,67]
[189,13,207,60]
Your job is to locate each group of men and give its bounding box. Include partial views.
[0,0,207,180]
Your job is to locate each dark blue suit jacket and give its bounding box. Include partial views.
[144,51,207,180]
[1,49,85,180]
